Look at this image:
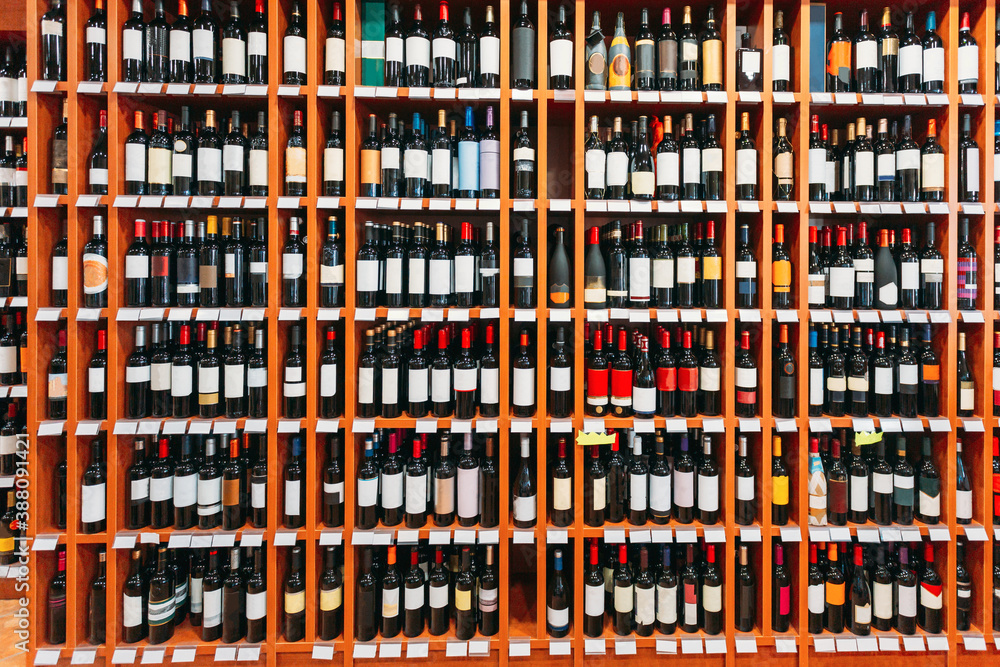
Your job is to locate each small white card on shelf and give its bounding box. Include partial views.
[681,639,703,654]
[656,639,677,654]
[311,645,335,660]
[112,648,138,664]
[171,649,196,663]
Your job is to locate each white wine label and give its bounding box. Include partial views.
[480,36,500,75]
[405,36,431,68]
[698,474,719,512]
[899,44,922,76]
[357,476,378,506]
[246,591,267,620]
[283,35,307,74]
[325,36,346,73]
[381,471,403,509]
[284,480,301,515]
[174,474,197,508]
[584,583,604,617]
[850,474,868,510]
[957,44,978,81]
[131,476,150,501]
[405,473,427,514]
[81,483,106,523]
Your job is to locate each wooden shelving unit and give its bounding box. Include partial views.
[21,0,1000,665]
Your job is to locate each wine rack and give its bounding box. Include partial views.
[21,0,1000,664]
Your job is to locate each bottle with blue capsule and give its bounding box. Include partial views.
[457,106,479,198]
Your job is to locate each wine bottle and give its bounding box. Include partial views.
[512,434,536,528]
[736,545,756,632]
[511,0,535,89]
[549,4,573,89]
[284,545,305,641]
[772,11,791,91]
[41,0,67,81]
[958,12,978,94]
[959,113,980,201]
[282,1,306,84]
[547,549,570,637]
[585,11,607,90]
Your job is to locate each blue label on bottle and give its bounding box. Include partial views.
[458,140,480,193]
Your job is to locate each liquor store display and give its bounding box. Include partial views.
[20,0,1000,664]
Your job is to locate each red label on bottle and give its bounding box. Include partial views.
[737,390,756,406]
[587,367,609,398]
[779,585,791,615]
[921,581,943,599]
[993,475,1000,516]
[656,366,676,392]
[678,367,698,392]
[684,581,696,604]
[152,256,170,278]
[828,479,847,514]
[610,368,633,399]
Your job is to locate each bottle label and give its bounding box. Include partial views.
[434,475,454,515]
[385,36,403,65]
[550,366,571,393]
[81,482,106,523]
[550,39,573,78]
[700,366,720,392]
[899,44,921,76]
[877,153,895,182]
[377,470,402,510]
[123,594,143,628]
[222,38,247,77]
[586,149,606,189]
[512,367,535,406]
[656,151,679,187]
[591,476,606,511]
[965,147,980,193]
[324,147,345,183]
[957,489,973,520]
[613,584,634,614]
[809,148,826,184]
[698,473,719,512]
[125,143,146,182]
[702,147,723,173]
[325,36,346,73]
[849,473,868,511]
[736,148,757,186]
[920,581,943,609]
[481,367,499,405]
[457,467,480,519]
[405,472,427,514]
[357,476,378,507]
[649,473,671,510]
[653,258,675,288]
[513,494,536,522]
[957,44,978,82]
[283,35,307,75]
[702,583,722,613]
[547,605,569,631]
[921,153,945,190]
[405,36,431,68]
[553,476,572,511]
[203,588,222,628]
[131,476,150,501]
[246,590,267,620]
[810,367,824,405]
[197,146,222,183]
[197,476,222,515]
[151,475,173,503]
[673,470,694,508]
[192,28,215,60]
[736,475,754,501]
[606,152,629,186]
[584,583,603,617]
[657,583,677,624]
[174,473,197,508]
[480,36,500,76]
[772,44,790,80]
[808,583,824,614]
[406,367,427,402]
[854,150,875,187]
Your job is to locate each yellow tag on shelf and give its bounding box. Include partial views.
[576,432,616,446]
[855,431,883,445]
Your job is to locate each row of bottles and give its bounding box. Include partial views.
[581,7,724,93]
[359,108,533,200]
[806,322,945,419]
[356,320,503,420]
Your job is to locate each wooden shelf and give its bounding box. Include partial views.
[23,0,1000,664]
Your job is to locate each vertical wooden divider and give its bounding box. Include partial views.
[266,0,282,659]
[723,1,738,662]
[794,3,811,663]
[341,1,359,666]
[22,0,1000,664]
[982,0,997,640]
[571,2,586,663]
